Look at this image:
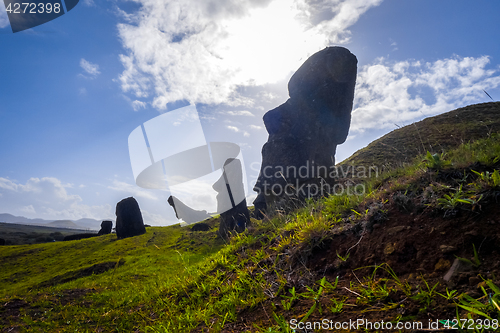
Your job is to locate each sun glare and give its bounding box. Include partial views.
[219,0,327,85]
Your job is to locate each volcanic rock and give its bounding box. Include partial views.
[213,158,251,239]
[98,220,113,235]
[115,197,146,239]
[253,46,357,213]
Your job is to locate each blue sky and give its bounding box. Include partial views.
[1,0,499,226]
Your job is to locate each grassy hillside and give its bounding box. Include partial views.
[340,102,500,171]
[1,219,225,331]
[2,103,500,332]
[0,223,91,245]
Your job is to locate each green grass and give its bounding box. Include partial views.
[2,109,500,331]
[339,101,500,172]
[0,222,89,245]
[0,223,225,331]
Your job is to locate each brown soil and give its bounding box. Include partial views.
[196,165,500,332]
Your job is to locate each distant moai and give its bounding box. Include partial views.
[98,220,113,235]
[213,158,251,239]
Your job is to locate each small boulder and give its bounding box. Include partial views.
[443,258,475,282]
[98,220,113,235]
[115,197,146,239]
[191,223,210,232]
[440,245,457,254]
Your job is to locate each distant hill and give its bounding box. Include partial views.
[0,213,54,225]
[48,220,80,229]
[0,213,103,230]
[339,101,500,170]
[0,222,92,245]
[75,218,105,230]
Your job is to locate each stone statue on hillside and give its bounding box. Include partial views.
[166,158,250,239]
[98,220,113,235]
[213,158,251,239]
[253,47,357,216]
[115,197,146,239]
[167,195,211,224]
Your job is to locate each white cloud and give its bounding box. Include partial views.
[83,0,95,6]
[250,124,264,130]
[0,177,18,191]
[0,3,8,29]
[227,125,240,132]
[390,40,398,51]
[108,180,159,201]
[141,210,170,226]
[80,58,101,76]
[226,125,251,137]
[132,100,147,111]
[226,110,254,116]
[303,0,384,43]
[0,177,113,220]
[116,0,382,110]
[351,55,500,133]
[168,176,220,213]
[114,4,140,24]
[20,205,36,215]
[0,177,174,225]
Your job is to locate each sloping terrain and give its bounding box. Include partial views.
[340,102,500,170]
[1,102,500,332]
[188,133,500,333]
[0,218,225,331]
[0,222,90,245]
